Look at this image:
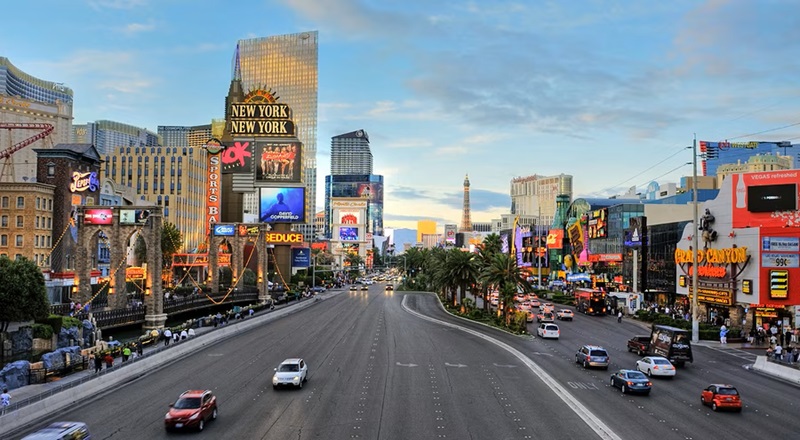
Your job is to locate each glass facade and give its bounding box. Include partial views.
[324,174,384,238]
[0,57,73,105]
[331,130,372,175]
[73,120,161,157]
[236,31,319,240]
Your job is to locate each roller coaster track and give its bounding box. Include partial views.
[0,123,55,181]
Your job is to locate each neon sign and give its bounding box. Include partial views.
[70,171,99,192]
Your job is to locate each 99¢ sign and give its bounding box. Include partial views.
[762,253,799,268]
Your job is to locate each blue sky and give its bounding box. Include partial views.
[2,0,799,230]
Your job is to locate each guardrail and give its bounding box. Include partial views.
[164,290,260,314]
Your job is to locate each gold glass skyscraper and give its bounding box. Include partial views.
[235,31,319,239]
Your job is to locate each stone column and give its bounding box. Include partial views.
[209,236,220,295]
[143,210,166,330]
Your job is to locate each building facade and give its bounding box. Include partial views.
[236,31,319,240]
[73,121,161,157]
[0,182,55,266]
[1,57,73,183]
[510,174,573,228]
[103,145,207,251]
[331,129,372,175]
[715,153,792,187]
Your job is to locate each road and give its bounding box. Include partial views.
[15,285,797,439]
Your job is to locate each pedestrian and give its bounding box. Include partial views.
[187,328,196,338]
[617,311,623,323]
[180,329,188,340]
[93,353,103,373]
[785,328,793,348]
[1,388,10,416]
[104,352,114,369]
[173,331,180,344]
[248,308,255,318]
[163,328,172,346]
[719,325,728,344]
[122,346,131,362]
[136,340,143,357]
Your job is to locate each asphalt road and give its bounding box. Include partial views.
[15,286,799,439]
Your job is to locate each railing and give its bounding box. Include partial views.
[28,355,89,384]
[84,306,147,330]
[164,290,260,314]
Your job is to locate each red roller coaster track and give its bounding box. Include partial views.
[0,123,55,160]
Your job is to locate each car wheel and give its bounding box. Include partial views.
[627,346,632,352]
[610,378,615,387]
[303,374,308,383]
[701,397,706,406]
[273,385,278,389]
[712,402,718,411]
[647,369,652,377]
[582,359,589,368]
[298,380,303,389]
[621,384,628,394]
[644,391,650,396]
[198,420,205,431]
[735,407,742,413]
[638,349,644,356]
[211,407,218,420]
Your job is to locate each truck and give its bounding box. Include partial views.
[627,324,694,367]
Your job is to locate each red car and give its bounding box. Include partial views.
[165,390,218,431]
[701,384,742,412]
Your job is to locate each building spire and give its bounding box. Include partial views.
[232,43,241,81]
[460,173,473,232]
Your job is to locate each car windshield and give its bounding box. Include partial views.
[545,325,558,330]
[279,364,300,372]
[718,388,739,395]
[653,358,671,365]
[590,350,608,357]
[174,397,202,409]
[626,371,647,379]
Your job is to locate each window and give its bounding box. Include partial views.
[48,199,52,210]
[0,235,6,246]
[1,196,7,208]
[0,215,7,227]
[16,196,24,208]
[35,235,39,247]
[15,235,23,247]
[16,216,23,228]
[47,163,55,177]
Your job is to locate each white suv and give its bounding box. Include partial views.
[537,323,560,339]
[273,358,308,389]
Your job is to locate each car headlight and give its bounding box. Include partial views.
[273,376,278,384]
[165,413,172,420]
[189,412,200,420]
[293,376,300,381]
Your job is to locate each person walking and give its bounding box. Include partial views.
[122,346,131,362]
[93,353,103,373]
[1,388,10,416]
[103,352,114,369]
[719,325,728,344]
[617,311,623,323]
[136,340,143,357]
[163,328,172,346]
[180,329,188,340]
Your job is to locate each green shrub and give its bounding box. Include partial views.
[32,323,54,339]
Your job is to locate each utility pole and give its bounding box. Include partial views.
[691,134,700,343]
[537,205,542,289]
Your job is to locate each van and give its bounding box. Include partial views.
[22,421,91,439]
[650,324,693,366]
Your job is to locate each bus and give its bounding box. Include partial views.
[574,288,607,315]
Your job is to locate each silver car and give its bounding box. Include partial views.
[273,358,308,389]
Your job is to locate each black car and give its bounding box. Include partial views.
[610,369,651,395]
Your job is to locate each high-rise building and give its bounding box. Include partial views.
[417,220,436,243]
[73,121,161,157]
[331,130,372,175]
[460,174,472,232]
[235,31,319,240]
[324,129,383,238]
[700,140,795,176]
[510,173,573,227]
[0,57,72,183]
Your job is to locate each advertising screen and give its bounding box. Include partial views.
[119,209,151,225]
[342,242,360,254]
[259,187,305,223]
[84,208,113,225]
[546,229,564,249]
[339,210,361,224]
[747,184,796,212]
[587,208,607,239]
[339,226,359,241]
[357,183,383,202]
[213,224,236,236]
[445,224,457,243]
[255,142,302,183]
[292,248,311,268]
[220,140,254,174]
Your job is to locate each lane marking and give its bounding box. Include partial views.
[403,295,622,440]
[396,362,419,367]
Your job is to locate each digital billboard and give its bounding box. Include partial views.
[587,208,607,239]
[357,183,383,202]
[213,224,236,236]
[339,226,359,241]
[292,248,311,268]
[119,209,151,225]
[255,141,302,184]
[259,187,305,223]
[546,229,564,249]
[84,208,113,225]
[731,171,800,228]
[339,210,361,224]
[342,242,359,254]
[445,224,457,244]
[220,140,253,174]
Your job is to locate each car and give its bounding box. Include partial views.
[361,284,369,291]
[22,422,92,439]
[537,323,560,339]
[164,390,218,432]
[529,299,540,308]
[556,309,574,321]
[273,358,308,389]
[311,286,326,293]
[349,285,358,292]
[701,384,742,412]
[526,310,535,323]
[537,312,555,323]
[636,356,676,377]
[609,369,652,395]
[576,345,610,369]
[541,303,555,313]
[385,284,394,291]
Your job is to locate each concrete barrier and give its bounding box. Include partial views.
[751,356,800,385]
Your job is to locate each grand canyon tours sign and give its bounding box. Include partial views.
[675,245,751,306]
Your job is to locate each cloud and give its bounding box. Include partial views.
[120,20,156,35]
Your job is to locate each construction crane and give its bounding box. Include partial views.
[0,123,54,182]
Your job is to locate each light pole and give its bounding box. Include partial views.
[537,205,543,290]
[691,135,700,343]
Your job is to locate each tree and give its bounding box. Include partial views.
[476,233,503,311]
[345,253,364,279]
[0,256,50,332]
[162,221,183,268]
[440,248,479,306]
[480,253,532,322]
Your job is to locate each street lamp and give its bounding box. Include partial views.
[691,135,700,344]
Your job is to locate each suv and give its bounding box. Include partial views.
[575,345,610,369]
[22,422,91,439]
[164,390,218,431]
[273,358,309,389]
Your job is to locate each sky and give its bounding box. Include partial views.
[2,0,799,231]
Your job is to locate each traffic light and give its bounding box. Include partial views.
[769,270,788,299]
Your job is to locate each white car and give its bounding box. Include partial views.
[537,323,560,339]
[273,358,309,389]
[636,356,676,377]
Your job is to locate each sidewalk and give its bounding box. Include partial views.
[0,288,344,436]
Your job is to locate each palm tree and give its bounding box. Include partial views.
[480,253,532,323]
[441,249,479,307]
[475,233,503,311]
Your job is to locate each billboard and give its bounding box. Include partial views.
[567,221,584,255]
[445,224,457,244]
[84,208,113,225]
[259,187,305,223]
[220,140,254,174]
[342,242,360,254]
[205,139,223,235]
[625,217,646,247]
[357,183,383,202]
[339,226,359,241]
[731,171,800,228]
[546,229,564,249]
[213,224,236,236]
[255,141,302,183]
[587,208,607,239]
[339,211,361,225]
[119,209,151,225]
[292,248,311,268]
